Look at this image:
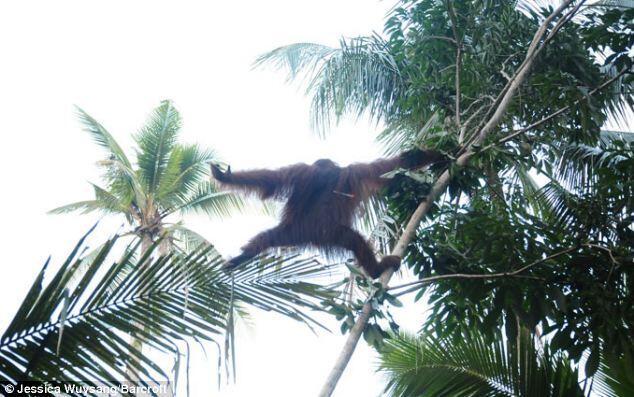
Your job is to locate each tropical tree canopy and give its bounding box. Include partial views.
[257,0,634,385]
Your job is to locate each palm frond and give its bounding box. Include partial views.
[516,0,552,15]
[167,181,244,219]
[600,129,634,143]
[155,144,217,207]
[593,354,634,397]
[378,111,442,156]
[356,196,397,256]
[135,100,182,194]
[378,329,584,397]
[379,332,512,396]
[536,182,580,229]
[48,183,137,223]
[0,228,336,385]
[90,183,133,215]
[598,64,634,131]
[254,42,339,81]
[75,107,132,169]
[554,130,634,190]
[512,162,550,217]
[164,223,215,254]
[48,200,121,216]
[586,0,634,9]
[98,158,147,211]
[75,107,147,210]
[255,36,403,135]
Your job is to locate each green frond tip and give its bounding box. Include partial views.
[253,43,338,81]
[74,106,132,168]
[135,99,183,194]
[155,143,218,204]
[48,200,121,215]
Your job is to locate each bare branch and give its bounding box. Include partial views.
[500,51,522,81]
[387,245,581,293]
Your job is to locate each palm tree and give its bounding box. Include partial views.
[49,100,246,381]
[0,227,334,388]
[50,99,242,254]
[378,329,634,397]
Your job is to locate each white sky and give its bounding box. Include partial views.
[0,1,430,396]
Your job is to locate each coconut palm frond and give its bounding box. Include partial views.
[75,107,132,169]
[135,100,182,194]
[0,228,336,385]
[155,144,216,205]
[554,130,634,190]
[256,36,403,135]
[48,200,121,216]
[378,329,584,397]
[169,181,245,219]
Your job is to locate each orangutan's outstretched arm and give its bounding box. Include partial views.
[347,148,445,181]
[211,163,310,199]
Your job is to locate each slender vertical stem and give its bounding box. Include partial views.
[447,0,462,135]
[125,235,152,383]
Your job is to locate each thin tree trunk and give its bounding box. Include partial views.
[318,159,455,397]
[125,235,153,383]
[317,2,576,395]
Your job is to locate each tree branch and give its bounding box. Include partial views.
[480,67,629,152]
[392,274,544,298]
[460,0,578,152]
[387,245,580,293]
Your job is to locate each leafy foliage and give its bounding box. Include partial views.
[258,0,634,382]
[406,131,634,363]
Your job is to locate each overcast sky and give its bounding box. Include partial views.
[0,1,436,396]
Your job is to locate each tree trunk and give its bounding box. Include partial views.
[318,162,454,397]
[125,235,153,383]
